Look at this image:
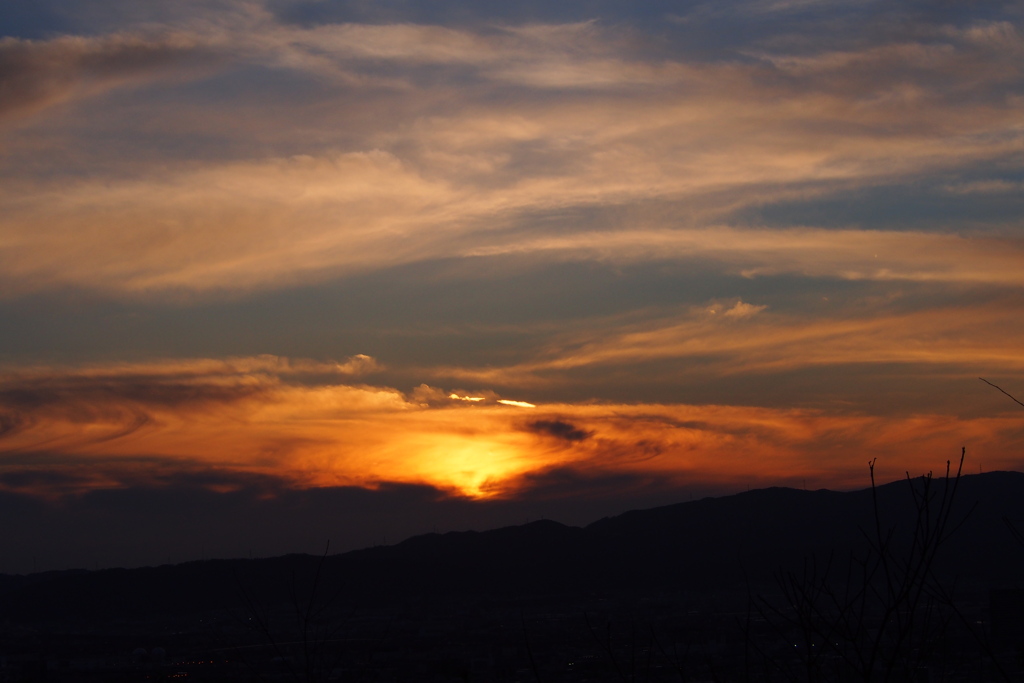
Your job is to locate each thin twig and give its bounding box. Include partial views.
[979,378,1024,409]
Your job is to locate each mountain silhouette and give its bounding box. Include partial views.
[3,471,1023,623]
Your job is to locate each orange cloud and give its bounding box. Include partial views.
[3,357,1022,501]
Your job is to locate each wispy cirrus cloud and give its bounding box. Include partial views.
[2,9,1022,296]
[423,301,1024,394]
[463,228,1024,286]
[3,166,1022,296]
[0,32,221,122]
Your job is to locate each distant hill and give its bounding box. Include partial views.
[3,471,1024,623]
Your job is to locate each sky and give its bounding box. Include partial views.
[1,0,1024,573]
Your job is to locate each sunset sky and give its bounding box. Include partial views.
[2,0,1024,572]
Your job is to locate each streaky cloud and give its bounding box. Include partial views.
[0,32,220,122]
[1,11,1022,296]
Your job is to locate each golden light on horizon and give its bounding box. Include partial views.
[2,357,1023,501]
[380,433,534,499]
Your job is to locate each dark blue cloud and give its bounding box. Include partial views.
[740,173,1024,232]
[0,0,73,39]
[525,419,593,442]
[268,0,1021,63]
[271,0,695,29]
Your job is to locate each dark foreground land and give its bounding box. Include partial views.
[3,471,1024,681]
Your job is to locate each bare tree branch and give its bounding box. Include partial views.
[980,378,1024,409]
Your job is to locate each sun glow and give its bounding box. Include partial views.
[3,358,1024,502]
[405,435,529,498]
